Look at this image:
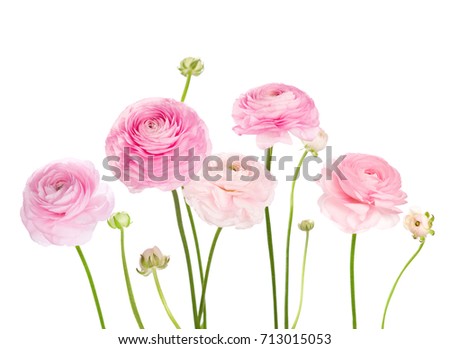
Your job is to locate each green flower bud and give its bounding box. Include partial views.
[178,57,204,77]
[107,212,131,230]
[298,219,315,232]
[137,246,170,276]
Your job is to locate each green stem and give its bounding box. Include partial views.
[179,66,205,328]
[198,227,222,324]
[291,230,310,329]
[350,233,357,329]
[153,269,181,329]
[284,150,308,329]
[381,241,425,329]
[75,246,105,329]
[185,199,207,328]
[264,146,273,171]
[120,229,144,329]
[180,73,192,102]
[185,201,204,285]
[264,146,278,329]
[171,189,199,328]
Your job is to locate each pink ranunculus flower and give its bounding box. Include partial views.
[318,153,407,233]
[105,98,211,192]
[232,83,320,149]
[20,159,115,246]
[183,153,277,229]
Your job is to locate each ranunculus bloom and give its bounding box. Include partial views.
[20,159,115,246]
[318,153,407,233]
[105,98,211,192]
[404,209,435,239]
[183,153,277,228]
[232,83,320,149]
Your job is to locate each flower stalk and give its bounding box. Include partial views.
[350,233,357,329]
[197,227,222,325]
[381,241,425,329]
[75,245,105,329]
[264,146,279,329]
[120,227,145,329]
[153,269,181,329]
[291,221,314,329]
[284,150,308,329]
[172,189,199,328]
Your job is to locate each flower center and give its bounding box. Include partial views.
[54,181,64,191]
[228,161,241,172]
[147,121,157,129]
[268,89,282,97]
[415,221,421,227]
[364,168,380,180]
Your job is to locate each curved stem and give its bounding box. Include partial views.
[284,150,308,329]
[153,269,181,329]
[381,241,425,329]
[75,246,105,329]
[291,230,310,329]
[264,146,278,329]
[120,229,144,329]
[350,233,357,329]
[198,227,222,324]
[171,189,199,328]
[180,73,192,102]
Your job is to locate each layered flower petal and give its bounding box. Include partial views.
[318,153,406,233]
[20,159,115,246]
[105,98,211,192]
[183,153,276,229]
[232,83,320,149]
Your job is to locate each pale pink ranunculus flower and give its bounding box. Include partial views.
[183,153,277,229]
[232,83,320,149]
[403,209,433,239]
[318,153,407,233]
[105,98,211,192]
[20,159,115,246]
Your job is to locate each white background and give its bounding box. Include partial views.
[1,0,449,347]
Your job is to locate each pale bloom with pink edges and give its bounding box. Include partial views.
[183,153,276,228]
[105,97,211,192]
[232,83,320,149]
[21,159,115,246]
[404,209,435,239]
[318,153,407,233]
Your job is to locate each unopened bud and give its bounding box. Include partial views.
[298,219,315,232]
[107,212,131,230]
[178,57,204,77]
[303,128,328,156]
[137,246,170,276]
